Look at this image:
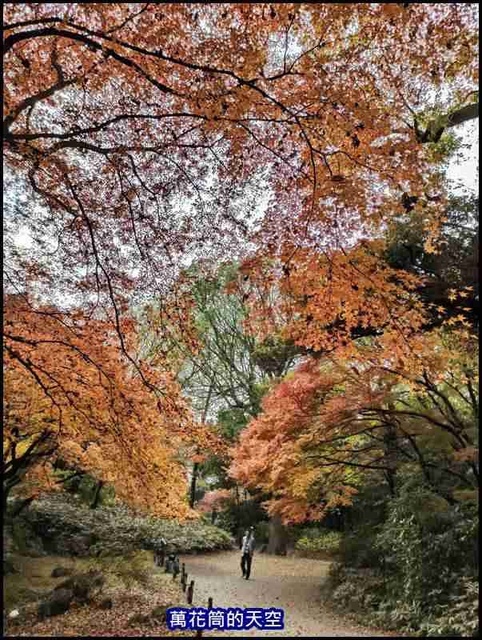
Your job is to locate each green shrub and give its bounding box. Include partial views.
[295,530,342,554]
[325,478,479,637]
[419,578,479,637]
[326,564,386,613]
[14,493,234,557]
[338,524,384,569]
[214,498,269,538]
[92,551,153,587]
[375,482,478,607]
[254,521,270,545]
[10,517,46,557]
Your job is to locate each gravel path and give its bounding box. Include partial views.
[180,550,398,637]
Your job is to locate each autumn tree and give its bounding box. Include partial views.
[230,327,478,524]
[3,4,478,521]
[384,194,479,329]
[4,4,478,356]
[142,264,296,508]
[174,265,297,419]
[197,488,232,525]
[3,292,217,518]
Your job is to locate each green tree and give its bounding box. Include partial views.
[142,264,297,514]
[385,194,478,329]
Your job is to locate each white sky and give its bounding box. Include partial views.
[11,118,479,252]
[444,119,478,196]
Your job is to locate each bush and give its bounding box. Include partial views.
[254,521,270,546]
[375,482,478,608]
[419,578,479,637]
[9,517,46,557]
[93,552,152,588]
[13,493,234,557]
[337,524,384,569]
[324,478,479,637]
[325,564,386,613]
[295,530,342,554]
[327,564,479,636]
[214,498,269,538]
[330,483,391,569]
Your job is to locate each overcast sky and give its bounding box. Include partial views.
[10,117,479,253]
[445,120,478,197]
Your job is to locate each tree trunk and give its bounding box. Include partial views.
[415,101,479,143]
[188,383,212,509]
[266,514,288,555]
[189,462,199,508]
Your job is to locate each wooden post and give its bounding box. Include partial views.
[172,555,180,580]
[208,597,213,609]
[165,554,175,573]
[181,572,187,591]
[186,580,194,605]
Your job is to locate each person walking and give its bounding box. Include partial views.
[240,526,255,579]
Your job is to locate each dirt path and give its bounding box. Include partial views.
[179,550,398,637]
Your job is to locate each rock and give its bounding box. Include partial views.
[7,608,23,627]
[38,588,74,619]
[51,566,74,578]
[64,534,93,557]
[41,567,103,617]
[151,605,167,621]
[10,518,46,556]
[129,612,151,626]
[54,570,105,604]
[99,597,113,610]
